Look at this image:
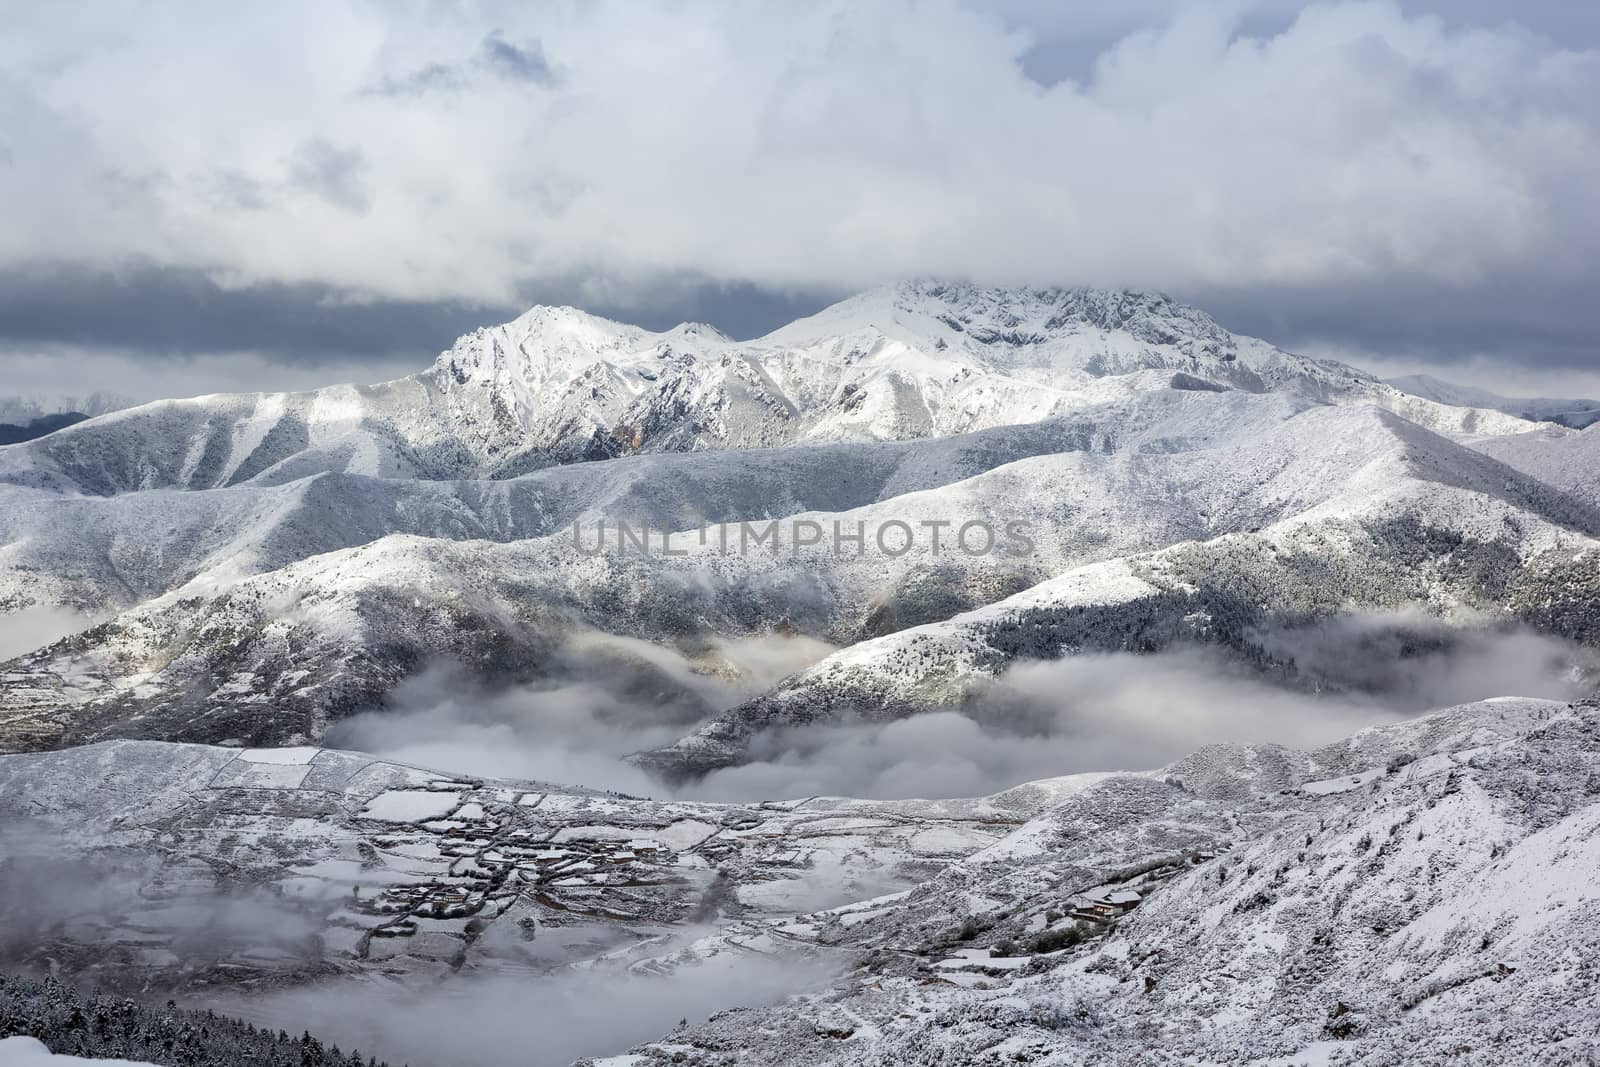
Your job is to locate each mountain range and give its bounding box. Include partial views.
[4,282,1590,755]
[2,282,1598,1065]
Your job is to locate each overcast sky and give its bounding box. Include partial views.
[2,0,1597,403]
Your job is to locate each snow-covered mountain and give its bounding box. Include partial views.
[0,284,1529,499]
[5,387,1594,758]
[613,697,1600,1066]
[2,284,1581,752]
[637,406,1600,778]
[1473,421,1600,508]
[4,281,1600,1065]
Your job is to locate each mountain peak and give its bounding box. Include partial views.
[434,305,736,384]
[664,320,732,344]
[431,303,654,393]
[499,302,647,347]
[889,279,1228,342]
[765,280,1232,354]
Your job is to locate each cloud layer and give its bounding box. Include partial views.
[330,621,1594,804]
[213,949,833,1067]
[0,606,99,662]
[2,1,1597,383]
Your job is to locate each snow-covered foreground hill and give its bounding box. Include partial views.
[622,697,1600,1066]
[1,698,1597,1065]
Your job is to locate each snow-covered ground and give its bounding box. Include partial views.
[0,1038,159,1067]
[1,698,1596,1065]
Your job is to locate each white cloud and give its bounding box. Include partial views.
[331,624,1592,804]
[0,344,425,405]
[325,633,838,797]
[1297,340,1600,399]
[690,631,1589,802]
[1,1,1595,311]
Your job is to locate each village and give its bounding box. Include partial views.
[162,758,1025,982]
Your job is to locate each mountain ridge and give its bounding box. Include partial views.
[0,283,1537,496]
[1389,372,1600,429]
[1,282,1595,774]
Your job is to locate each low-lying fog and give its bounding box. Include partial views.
[326,615,1594,804]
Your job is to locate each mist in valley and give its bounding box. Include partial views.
[0,606,100,664]
[203,948,837,1067]
[326,615,1595,804]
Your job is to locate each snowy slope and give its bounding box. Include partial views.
[0,1038,160,1066]
[1472,423,1600,508]
[3,280,1536,619]
[0,385,1320,616]
[590,699,1600,1066]
[0,415,1126,613]
[3,699,1596,1066]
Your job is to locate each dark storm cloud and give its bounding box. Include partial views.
[0,263,507,362]
[2,263,1592,401]
[0,264,837,368]
[1189,277,1600,374]
[548,277,844,340]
